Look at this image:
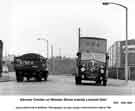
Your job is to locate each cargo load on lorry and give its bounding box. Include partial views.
[14,53,49,82]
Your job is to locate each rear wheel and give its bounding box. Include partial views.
[19,75,24,82]
[16,71,23,82]
[16,71,20,82]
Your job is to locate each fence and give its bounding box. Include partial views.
[108,67,135,80]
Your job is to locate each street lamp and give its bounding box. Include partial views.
[37,38,49,58]
[102,2,128,83]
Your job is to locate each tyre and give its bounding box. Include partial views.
[96,80,101,86]
[36,74,42,81]
[16,71,23,82]
[43,71,48,81]
[75,76,81,85]
[103,80,107,86]
[27,77,30,81]
[44,74,48,81]
[96,76,101,86]
[16,77,20,82]
[16,73,20,82]
[19,72,24,82]
[19,75,24,82]
[16,71,19,82]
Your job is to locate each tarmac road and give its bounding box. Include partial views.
[0,72,135,95]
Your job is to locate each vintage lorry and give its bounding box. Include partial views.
[75,29,109,86]
[14,53,48,82]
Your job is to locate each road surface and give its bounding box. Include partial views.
[0,72,135,95]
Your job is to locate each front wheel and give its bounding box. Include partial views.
[96,76,101,85]
[103,80,107,86]
[36,74,42,81]
[96,80,101,86]
[43,71,48,81]
[26,77,30,81]
[75,76,81,85]
[44,74,48,81]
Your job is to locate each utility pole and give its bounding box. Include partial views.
[59,48,61,57]
[47,40,49,58]
[51,45,54,74]
[78,27,80,51]
[0,41,3,77]
[102,2,128,83]
[37,38,49,58]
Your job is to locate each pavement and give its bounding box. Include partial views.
[0,73,135,95]
[108,79,135,88]
[0,72,15,82]
[0,72,135,88]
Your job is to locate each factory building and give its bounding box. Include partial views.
[108,39,135,80]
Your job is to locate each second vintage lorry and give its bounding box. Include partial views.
[14,53,48,82]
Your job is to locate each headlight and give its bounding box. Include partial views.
[100,69,104,74]
[30,61,34,65]
[81,67,85,72]
[46,68,48,71]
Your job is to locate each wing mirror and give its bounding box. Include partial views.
[76,52,81,57]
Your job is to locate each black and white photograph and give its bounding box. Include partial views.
[0,0,135,97]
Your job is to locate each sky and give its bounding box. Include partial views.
[0,0,135,57]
